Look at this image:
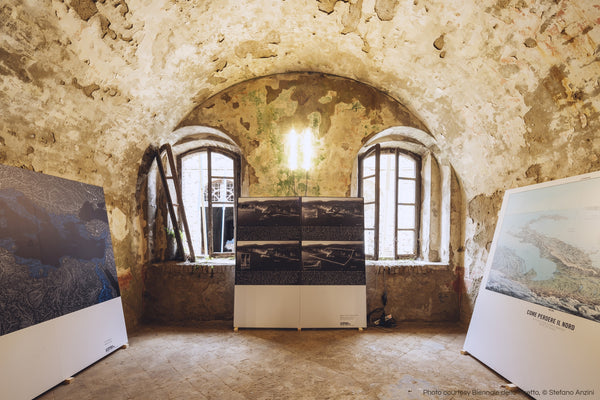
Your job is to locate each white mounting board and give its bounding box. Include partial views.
[0,297,128,400]
[234,285,366,329]
[234,285,301,328]
[300,285,366,328]
[464,171,600,399]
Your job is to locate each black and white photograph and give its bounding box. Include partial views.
[302,198,364,241]
[237,197,302,241]
[302,241,365,271]
[237,197,301,227]
[236,241,302,271]
[301,197,364,227]
[235,241,302,285]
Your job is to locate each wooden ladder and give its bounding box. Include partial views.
[155,144,195,261]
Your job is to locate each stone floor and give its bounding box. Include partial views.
[36,322,531,400]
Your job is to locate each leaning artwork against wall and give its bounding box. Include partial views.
[464,171,600,399]
[0,163,128,400]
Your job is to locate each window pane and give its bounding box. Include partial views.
[362,154,376,176]
[362,177,375,202]
[211,152,234,177]
[378,226,394,258]
[397,179,416,204]
[378,152,396,259]
[397,205,415,229]
[212,205,234,253]
[397,230,415,255]
[398,154,416,178]
[211,178,234,203]
[182,152,209,256]
[364,229,375,257]
[364,203,375,229]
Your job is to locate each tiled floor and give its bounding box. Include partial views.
[37,322,531,399]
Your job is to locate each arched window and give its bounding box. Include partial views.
[355,127,454,264]
[179,148,240,257]
[147,127,243,261]
[359,145,421,259]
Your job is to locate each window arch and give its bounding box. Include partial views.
[355,126,454,263]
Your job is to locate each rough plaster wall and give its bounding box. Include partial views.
[1,0,599,328]
[178,72,429,197]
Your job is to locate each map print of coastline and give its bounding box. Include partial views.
[486,178,600,323]
[0,164,120,336]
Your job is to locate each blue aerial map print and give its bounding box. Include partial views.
[0,164,120,336]
[486,178,600,323]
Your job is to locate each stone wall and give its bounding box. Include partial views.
[1,0,598,331]
[143,262,458,325]
[143,263,235,324]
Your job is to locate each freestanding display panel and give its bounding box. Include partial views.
[234,197,366,329]
[464,171,600,399]
[0,164,128,400]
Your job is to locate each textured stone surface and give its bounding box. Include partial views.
[1,0,599,328]
[143,263,236,324]
[36,323,531,400]
[142,262,458,324]
[177,72,430,197]
[367,264,459,322]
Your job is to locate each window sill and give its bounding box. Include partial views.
[150,259,235,274]
[149,259,452,275]
[366,260,451,273]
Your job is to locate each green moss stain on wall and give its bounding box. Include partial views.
[179,73,430,197]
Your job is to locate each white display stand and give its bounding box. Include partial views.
[234,285,366,329]
[234,286,301,328]
[0,297,128,400]
[464,171,600,399]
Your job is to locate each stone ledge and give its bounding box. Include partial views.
[149,259,452,275]
[149,259,234,275]
[366,260,452,274]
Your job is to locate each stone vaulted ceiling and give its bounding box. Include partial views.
[1,0,599,198]
[1,0,600,323]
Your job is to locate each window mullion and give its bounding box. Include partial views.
[414,157,421,258]
[394,148,399,260]
[374,144,380,260]
[207,149,213,256]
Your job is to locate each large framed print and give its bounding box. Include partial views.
[464,171,600,399]
[0,164,127,400]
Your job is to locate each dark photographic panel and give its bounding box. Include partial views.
[302,226,364,242]
[302,241,365,272]
[237,197,301,228]
[235,270,301,285]
[301,270,366,285]
[236,241,301,272]
[301,197,364,227]
[0,164,120,336]
[237,225,301,242]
